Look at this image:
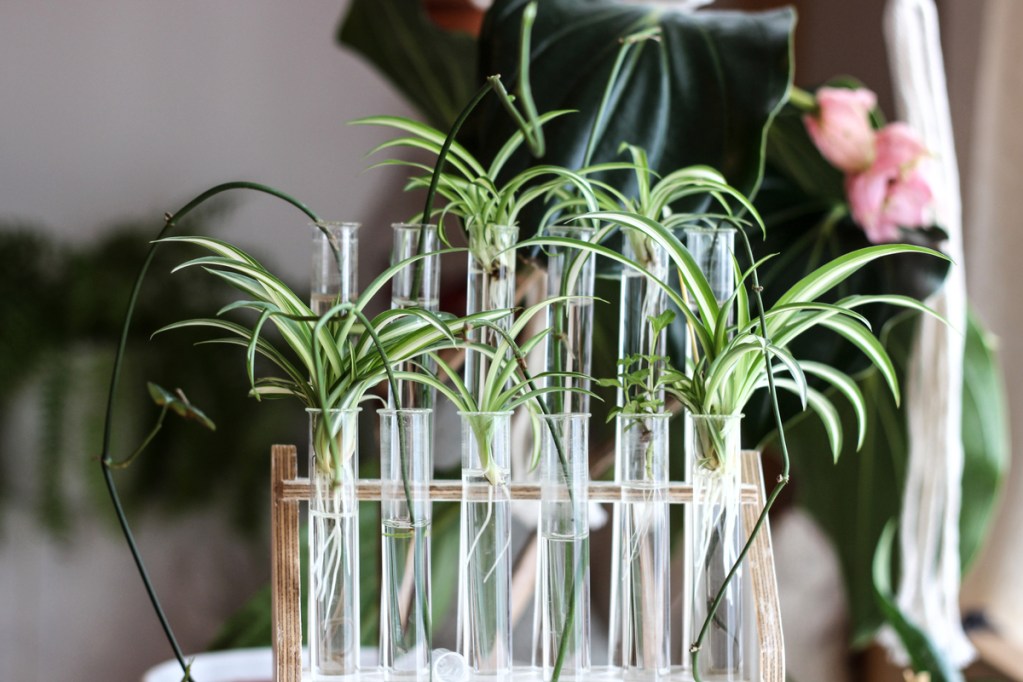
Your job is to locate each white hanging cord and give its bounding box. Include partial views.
[881,0,974,668]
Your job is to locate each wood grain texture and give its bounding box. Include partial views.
[742,450,786,682]
[271,445,301,682]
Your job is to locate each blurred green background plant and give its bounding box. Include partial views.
[0,203,304,539]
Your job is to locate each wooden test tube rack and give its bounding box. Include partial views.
[270,445,785,682]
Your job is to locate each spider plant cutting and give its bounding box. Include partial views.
[151,235,489,475]
[351,2,616,408]
[525,206,946,679]
[656,222,943,679]
[149,232,518,679]
[393,294,593,677]
[350,1,604,273]
[426,295,598,679]
[401,295,591,484]
[534,209,945,459]
[353,108,613,410]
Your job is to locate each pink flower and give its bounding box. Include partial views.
[845,123,933,243]
[804,87,878,173]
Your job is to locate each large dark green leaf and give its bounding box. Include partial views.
[763,101,846,204]
[338,0,478,130]
[474,0,795,220]
[337,1,793,218]
[960,310,1009,569]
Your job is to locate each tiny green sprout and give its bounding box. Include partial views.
[599,352,671,422]
[179,657,195,682]
[648,308,676,337]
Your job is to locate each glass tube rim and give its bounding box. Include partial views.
[377,407,434,417]
[539,411,592,420]
[547,224,597,238]
[456,409,514,418]
[484,223,520,238]
[686,411,744,422]
[309,220,362,231]
[615,411,674,422]
[391,221,438,232]
[683,225,738,236]
[305,406,362,416]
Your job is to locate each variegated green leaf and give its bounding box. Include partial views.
[350,115,486,176]
[775,244,948,312]
[799,361,868,451]
[819,315,900,405]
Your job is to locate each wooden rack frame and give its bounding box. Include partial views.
[270,444,785,681]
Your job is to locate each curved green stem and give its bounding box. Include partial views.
[691,227,791,680]
[486,9,545,157]
[411,78,495,306]
[787,85,817,112]
[348,309,412,512]
[99,181,320,682]
[422,81,495,240]
[582,27,660,168]
[513,1,543,157]
[103,405,169,470]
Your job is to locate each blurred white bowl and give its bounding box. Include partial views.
[142,647,381,682]
[142,648,274,682]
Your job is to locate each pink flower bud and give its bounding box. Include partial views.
[845,123,933,243]
[803,87,878,173]
[873,122,930,174]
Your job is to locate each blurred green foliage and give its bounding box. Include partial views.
[0,207,304,538]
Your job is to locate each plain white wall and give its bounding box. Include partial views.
[0,2,423,681]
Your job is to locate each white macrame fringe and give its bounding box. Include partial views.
[881,0,974,668]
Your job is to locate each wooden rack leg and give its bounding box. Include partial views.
[272,445,301,682]
[742,451,786,682]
